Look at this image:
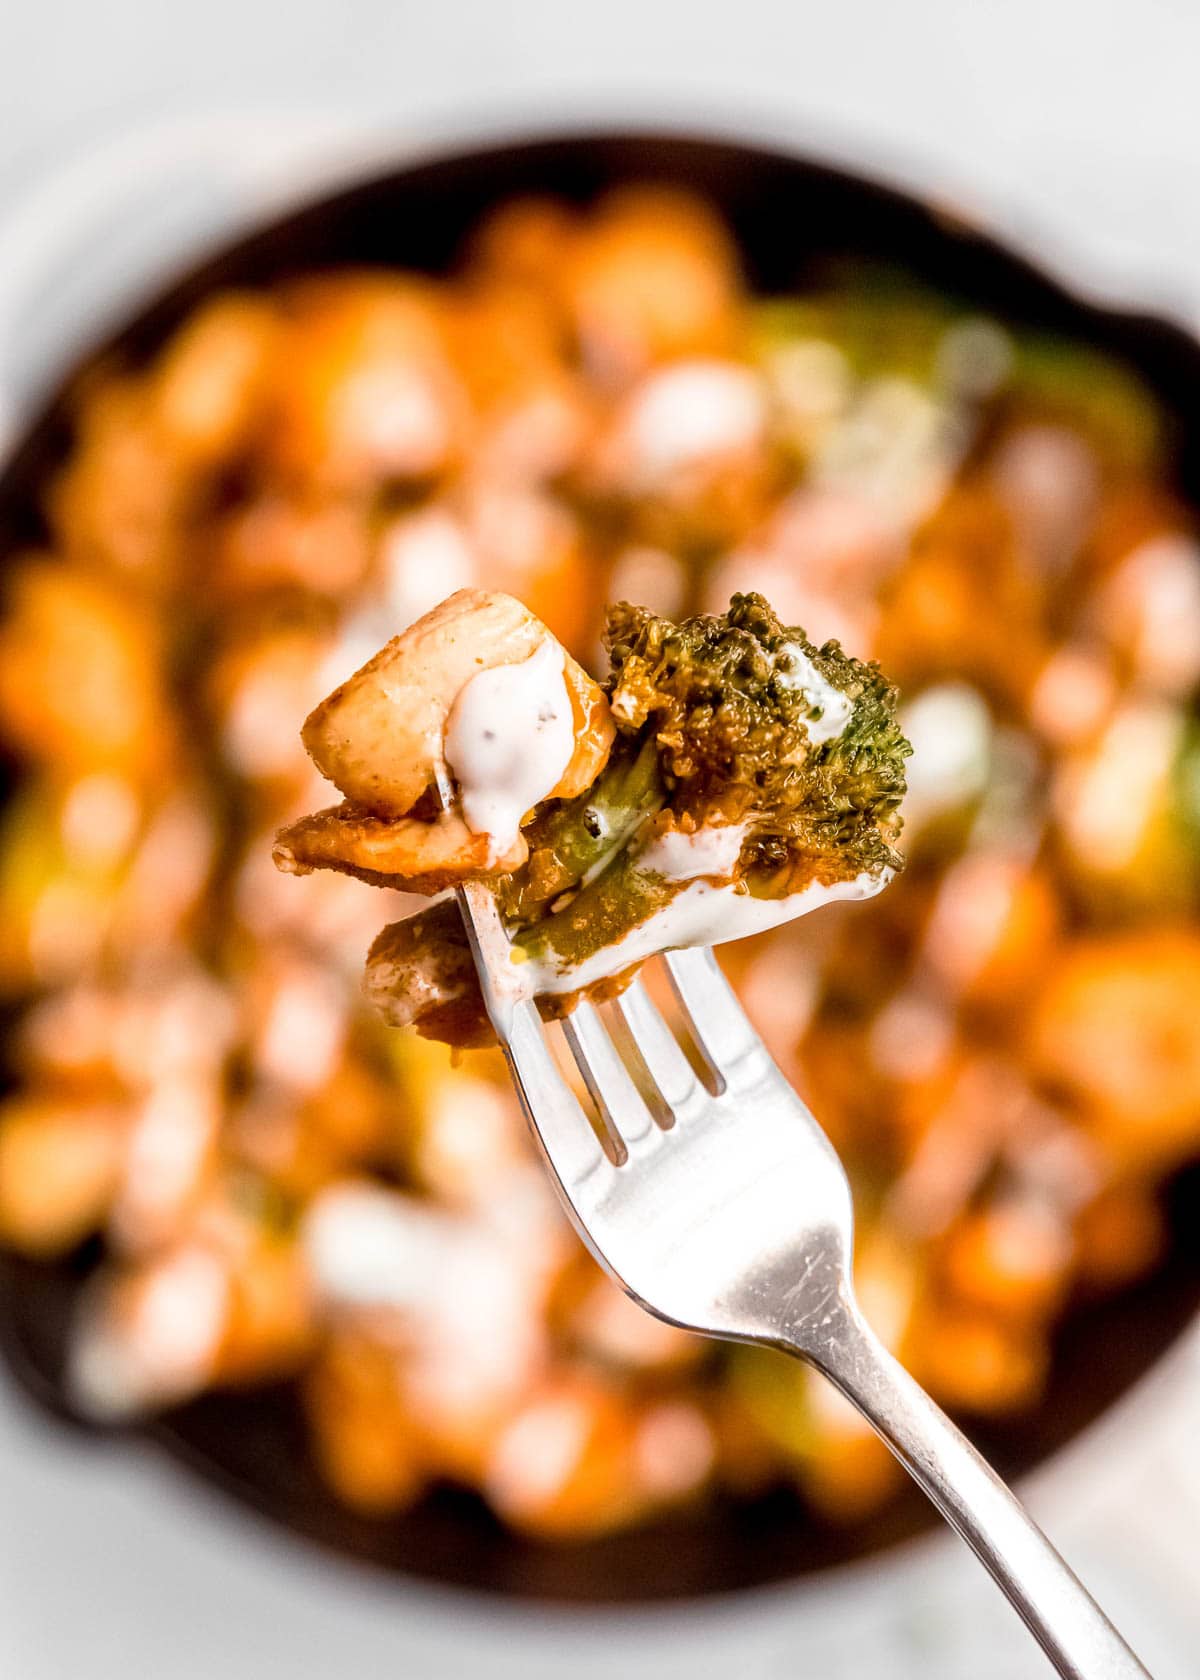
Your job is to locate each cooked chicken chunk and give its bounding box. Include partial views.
[273,806,526,893]
[274,589,614,888]
[301,588,612,819]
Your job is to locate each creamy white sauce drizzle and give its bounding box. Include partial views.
[636,823,748,882]
[521,869,890,996]
[379,506,478,630]
[303,1182,552,1425]
[900,682,992,829]
[618,360,767,485]
[444,638,575,856]
[774,641,853,744]
[304,1183,450,1312]
[69,1246,229,1420]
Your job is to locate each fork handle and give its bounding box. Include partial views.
[789,1293,1152,1679]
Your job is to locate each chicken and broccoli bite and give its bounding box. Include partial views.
[274,588,910,1046]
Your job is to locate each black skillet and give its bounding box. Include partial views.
[1,131,1198,1603]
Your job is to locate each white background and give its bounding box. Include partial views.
[2,3,1200,1675]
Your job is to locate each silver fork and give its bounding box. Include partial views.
[453,877,1150,1680]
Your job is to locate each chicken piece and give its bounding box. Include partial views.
[938,1197,1074,1324]
[452,482,600,653]
[149,293,279,467]
[17,960,236,1096]
[1051,699,1198,916]
[219,1232,314,1384]
[0,1098,126,1256]
[212,494,373,601]
[446,278,585,456]
[563,187,743,384]
[274,805,525,893]
[264,274,467,491]
[472,196,581,293]
[582,357,777,554]
[299,588,612,820]
[362,901,489,1045]
[68,1211,312,1420]
[0,778,213,993]
[205,619,337,795]
[69,1243,232,1418]
[1090,529,1200,698]
[275,589,613,889]
[920,853,1062,1012]
[480,1371,651,1539]
[302,1180,557,1484]
[1027,928,1200,1171]
[48,381,194,584]
[376,487,599,661]
[404,1063,530,1206]
[362,898,639,1048]
[228,1057,395,1202]
[107,1077,221,1255]
[305,1331,427,1513]
[0,559,168,778]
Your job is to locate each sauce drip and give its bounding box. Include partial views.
[445,638,575,856]
[521,869,890,996]
[775,641,853,744]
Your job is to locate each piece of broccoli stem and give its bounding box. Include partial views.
[487,730,696,974]
[494,732,665,925]
[513,835,681,975]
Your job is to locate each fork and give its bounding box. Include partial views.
[452,876,1151,1680]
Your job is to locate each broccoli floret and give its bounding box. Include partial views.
[602,592,910,889]
[492,594,910,977]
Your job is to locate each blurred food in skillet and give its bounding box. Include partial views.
[2,185,1199,1540]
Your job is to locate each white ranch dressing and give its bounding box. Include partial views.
[69,1245,229,1420]
[444,638,575,857]
[521,868,890,996]
[636,822,749,882]
[303,1182,550,1426]
[774,641,853,744]
[617,359,768,486]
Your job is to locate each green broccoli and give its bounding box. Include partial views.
[497,592,910,979]
[602,592,908,876]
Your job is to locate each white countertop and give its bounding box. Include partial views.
[2,3,1200,1674]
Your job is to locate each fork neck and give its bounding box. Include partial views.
[779,1292,1151,1680]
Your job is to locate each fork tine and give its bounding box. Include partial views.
[664,946,765,1090]
[613,979,704,1122]
[453,879,529,1016]
[502,999,612,1188]
[447,869,609,1191]
[561,1002,657,1156]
